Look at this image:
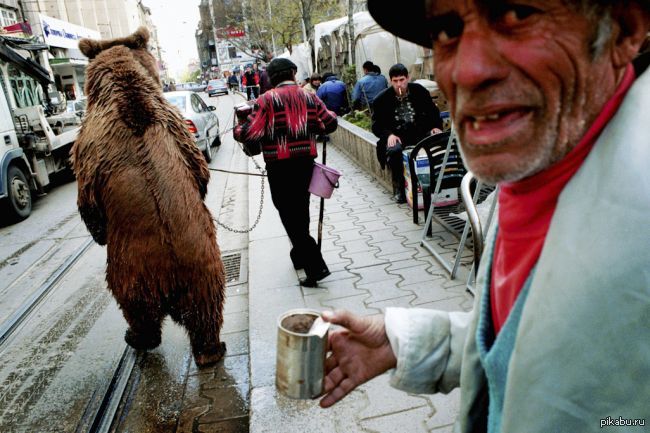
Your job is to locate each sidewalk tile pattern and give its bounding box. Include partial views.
[249,142,475,432]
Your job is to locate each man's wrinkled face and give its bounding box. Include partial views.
[429,0,618,183]
[390,75,410,96]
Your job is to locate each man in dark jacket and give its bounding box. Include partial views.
[317,73,350,115]
[234,58,338,287]
[372,63,442,203]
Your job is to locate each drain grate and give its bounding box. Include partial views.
[222,252,242,283]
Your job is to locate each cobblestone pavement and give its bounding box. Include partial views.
[247,142,475,433]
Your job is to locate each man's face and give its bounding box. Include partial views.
[390,75,409,96]
[430,0,619,183]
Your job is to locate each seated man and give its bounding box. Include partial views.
[371,63,442,203]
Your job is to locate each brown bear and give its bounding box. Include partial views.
[72,27,226,366]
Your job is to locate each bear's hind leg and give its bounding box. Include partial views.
[172,289,225,367]
[119,297,163,351]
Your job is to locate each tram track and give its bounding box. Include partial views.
[0,237,94,348]
[76,345,140,433]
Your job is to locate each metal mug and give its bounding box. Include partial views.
[276,309,329,399]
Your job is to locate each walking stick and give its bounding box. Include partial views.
[317,135,328,250]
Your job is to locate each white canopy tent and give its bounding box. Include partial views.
[314,11,430,80]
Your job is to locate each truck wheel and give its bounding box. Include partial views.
[5,165,32,222]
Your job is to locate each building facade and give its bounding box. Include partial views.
[7,0,164,102]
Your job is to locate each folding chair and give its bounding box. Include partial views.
[419,128,496,283]
[460,173,497,294]
[407,131,465,225]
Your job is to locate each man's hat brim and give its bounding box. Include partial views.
[368,0,432,48]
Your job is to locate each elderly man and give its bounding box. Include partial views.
[320,1,650,432]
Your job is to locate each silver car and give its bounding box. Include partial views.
[164,91,221,162]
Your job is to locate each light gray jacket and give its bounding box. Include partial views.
[385,66,650,433]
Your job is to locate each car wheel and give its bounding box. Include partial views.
[203,138,213,163]
[212,134,221,147]
[2,165,32,222]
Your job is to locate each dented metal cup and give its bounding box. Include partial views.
[276,309,329,399]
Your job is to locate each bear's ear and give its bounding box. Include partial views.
[78,27,150,59]
[127,27,150,49]
[79,38,101,59]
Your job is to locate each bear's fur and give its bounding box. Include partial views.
[72,27,226,366]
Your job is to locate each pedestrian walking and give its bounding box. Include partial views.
[234,58,338,287]
[242,64,260,100]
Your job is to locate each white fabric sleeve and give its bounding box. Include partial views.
[385,307,472,394]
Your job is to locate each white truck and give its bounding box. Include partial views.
[0,62,81,223]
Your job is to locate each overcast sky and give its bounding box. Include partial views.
[147,0,201,79]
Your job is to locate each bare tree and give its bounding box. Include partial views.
[218,0,342,63]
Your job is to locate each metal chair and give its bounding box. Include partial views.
[407,131,465,225]
[460,172,498,293]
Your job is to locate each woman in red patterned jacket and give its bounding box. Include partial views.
[234,58,338,287]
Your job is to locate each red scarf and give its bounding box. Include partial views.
[490,65,635,333]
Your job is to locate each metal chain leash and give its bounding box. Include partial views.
[213,171,265,234]
[212,92,266,234]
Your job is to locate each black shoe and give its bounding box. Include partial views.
[300,268,331,287]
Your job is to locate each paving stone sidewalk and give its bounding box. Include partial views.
[247,143,475,433]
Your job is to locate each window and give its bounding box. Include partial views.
[0,8,18,28]
[7,65,43,108]
[191,94,203,113]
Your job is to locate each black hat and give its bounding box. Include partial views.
[266,58,298,78]
[368,0,431,48]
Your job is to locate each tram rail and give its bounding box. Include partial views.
[0,237,94,347]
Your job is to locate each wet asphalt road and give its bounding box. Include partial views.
[0,90,251,433]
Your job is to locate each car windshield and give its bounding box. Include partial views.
[209,80,224,86]
[164,95,186,111]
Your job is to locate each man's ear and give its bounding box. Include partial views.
[610,3,650,67]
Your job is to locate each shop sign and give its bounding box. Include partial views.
[39,14,100,50]
[217,26,245,39]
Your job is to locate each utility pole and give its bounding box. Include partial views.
[208,0,219,78]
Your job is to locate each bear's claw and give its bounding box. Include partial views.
[124,328,161,351]
[194,341,227,367]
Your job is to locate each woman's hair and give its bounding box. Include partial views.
[270,68,296,87]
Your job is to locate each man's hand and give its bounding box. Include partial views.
[319,310,397,408]
[387,134,401,148]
